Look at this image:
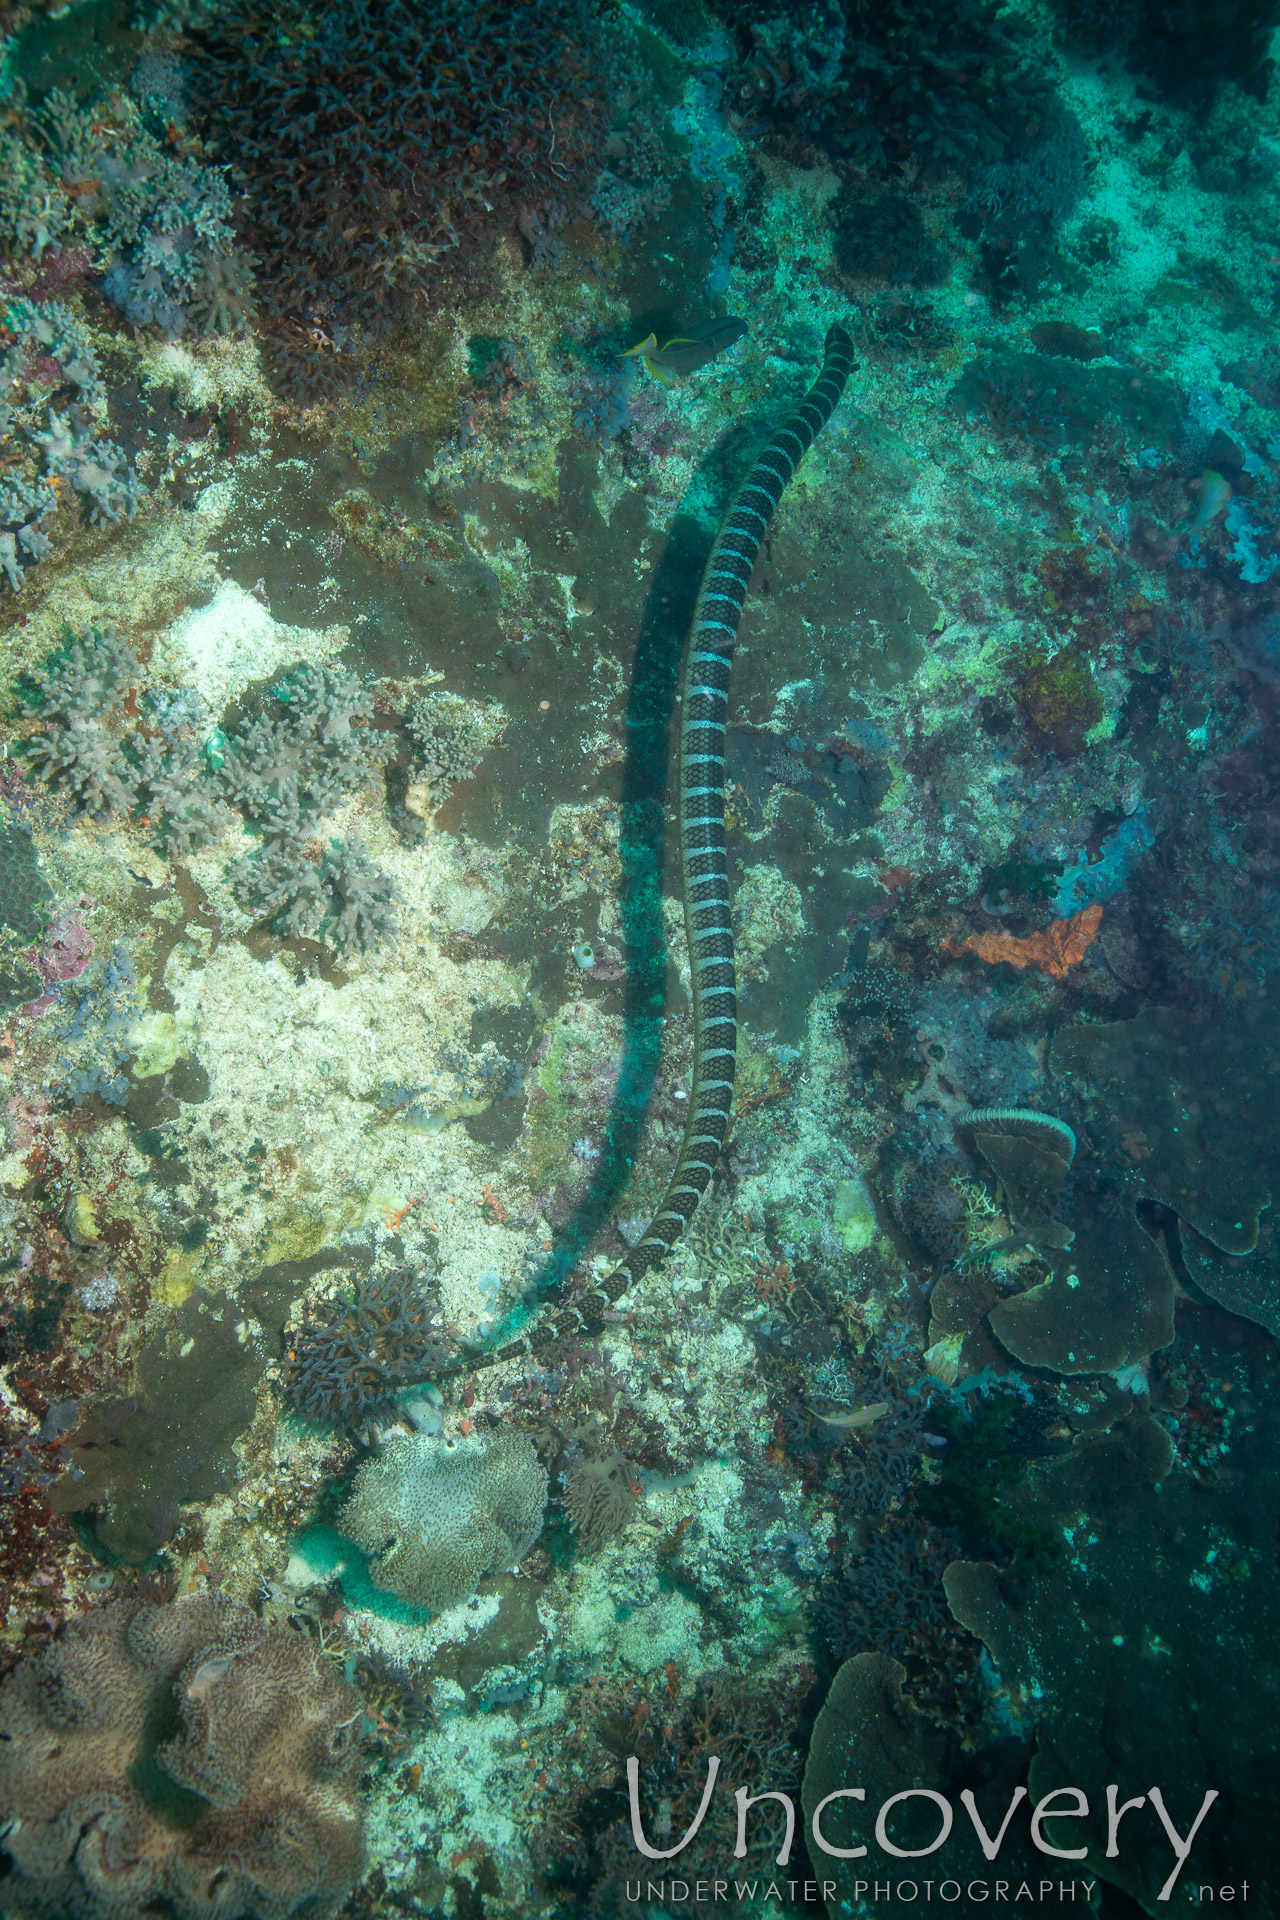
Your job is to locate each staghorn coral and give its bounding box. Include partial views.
[284,1268,456,1428]
[337,1429,548,1611]
[0,1590,365,1920]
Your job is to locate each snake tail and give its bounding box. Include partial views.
[595,322,856,1306]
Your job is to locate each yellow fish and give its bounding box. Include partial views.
[622,316,747,386]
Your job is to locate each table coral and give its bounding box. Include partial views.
[941,900,1103,978]
[0,1591,364,1920]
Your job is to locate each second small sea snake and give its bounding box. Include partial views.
[961,1107,1077,1162]
[440,324,856,1379]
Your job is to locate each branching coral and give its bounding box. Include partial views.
[223,664,399,954]
[20,627,140,818]
[337,1429,548,1610]
[284,1268,456,1427]
[406,688,504,804]
[21,633,397,956]
[221,664,378,834]
[0,1591,365,1920]
[232,834,400,956]
[134,732,234,858]
[0,301,140,589]
[0,85,256,338]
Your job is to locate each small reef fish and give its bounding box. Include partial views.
[622,316,747,385]
[953,1220,1076,1271]
[1182,467,1233,546]
[809,1401,889,1430]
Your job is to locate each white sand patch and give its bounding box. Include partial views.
[161,578,349,711]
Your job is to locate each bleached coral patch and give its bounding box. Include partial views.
[162,578,350,711]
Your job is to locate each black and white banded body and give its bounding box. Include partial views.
[436,326,854,1380]
[594,322,856,1307]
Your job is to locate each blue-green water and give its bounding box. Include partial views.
[0,1,1277,1915]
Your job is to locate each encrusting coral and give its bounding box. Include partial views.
[941,901,1103,977]
[0,1591,365,1920]
[337,1429,548,1611]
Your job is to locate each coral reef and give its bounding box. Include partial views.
[337,1429,548,1610]
[1,0,1280,1909]
[0,86,256,338]
[722,0,1054,176]
[284,1268,455,1428]
[190,0,608,354]
[0,1591,365,1920]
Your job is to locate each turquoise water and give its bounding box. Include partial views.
[0,0,1277,1915]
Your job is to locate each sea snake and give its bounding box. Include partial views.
[449,325,854,1374]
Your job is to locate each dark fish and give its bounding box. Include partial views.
[622,316,747,385]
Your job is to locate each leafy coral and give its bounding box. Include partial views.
[0,1592,365,1920]
[189,0,609,362]
[284,1268,456,1427]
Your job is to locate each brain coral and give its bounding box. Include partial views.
[337,1429,548,1611]
[0,1593,365,1920]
